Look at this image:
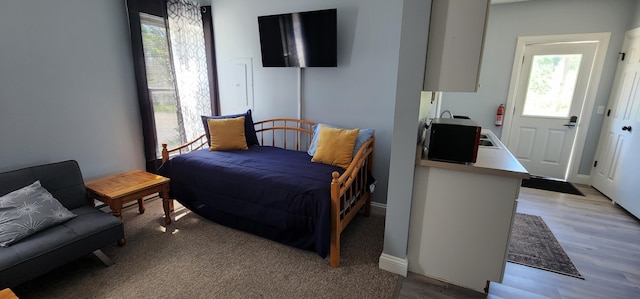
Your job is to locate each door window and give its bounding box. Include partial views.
[523,54,582,118]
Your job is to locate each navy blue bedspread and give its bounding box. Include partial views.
[158,146,344,258]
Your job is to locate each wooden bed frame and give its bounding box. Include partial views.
[161,118,375,268]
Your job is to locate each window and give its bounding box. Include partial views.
[127,0,218,172]
[140,13,183,155]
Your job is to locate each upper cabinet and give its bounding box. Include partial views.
[423,0,490,92]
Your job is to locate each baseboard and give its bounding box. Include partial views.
[571,174,590,185]
[370,201,386,215]
[379,253,408,277]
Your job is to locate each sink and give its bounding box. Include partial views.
[479,133,500,148]
[479,139,494,146]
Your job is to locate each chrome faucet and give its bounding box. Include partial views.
[440,110,453,118]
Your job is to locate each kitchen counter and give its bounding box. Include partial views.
[416,129,529,179]
[408,129,529,293]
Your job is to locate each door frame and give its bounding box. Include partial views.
[501,33,611,184]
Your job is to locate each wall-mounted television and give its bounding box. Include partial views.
[258,9,337,68]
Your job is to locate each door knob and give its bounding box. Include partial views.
[622,126,632,132]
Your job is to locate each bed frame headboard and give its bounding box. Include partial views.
[253,118,316,151]
[161,118,317,162]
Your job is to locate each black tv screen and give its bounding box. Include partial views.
[258,9,337,67]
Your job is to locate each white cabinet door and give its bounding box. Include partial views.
[423,0,489,92]
[408,166,520,292]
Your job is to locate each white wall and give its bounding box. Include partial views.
[212,0,414,205]
[0,0,144,180]
[440,0,635,176]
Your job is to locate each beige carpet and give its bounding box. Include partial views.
[13,198,400,298]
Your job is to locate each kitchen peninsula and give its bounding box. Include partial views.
[407,129,529,293]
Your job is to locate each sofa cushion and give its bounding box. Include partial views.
[0,160,125,288]
[0,160,88,210]
[0,206,123,273]
[0,181,77,247]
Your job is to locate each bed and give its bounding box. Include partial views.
[158,115,375,268]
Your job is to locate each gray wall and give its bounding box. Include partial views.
[440,0,636,176]
[211,0,417,206]
[0,0,144,180]
[630,0,640,28]
[383,0,431,264]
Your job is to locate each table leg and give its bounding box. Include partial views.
[137,198,145,214]
[160,184,172,225]
[110,199,123,219]
[87,191,96,208]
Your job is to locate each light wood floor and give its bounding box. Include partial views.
[397,184,640,299]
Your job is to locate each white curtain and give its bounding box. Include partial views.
[167,0,211,143]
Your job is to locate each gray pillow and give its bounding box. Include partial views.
[0,180,77,247]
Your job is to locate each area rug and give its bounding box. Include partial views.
[521,176,584,196]
[508,213,584,279]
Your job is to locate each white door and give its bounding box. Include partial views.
[592,31,640,204]
[506,42,597,180]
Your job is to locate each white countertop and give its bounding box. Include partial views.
[416,129,530,179]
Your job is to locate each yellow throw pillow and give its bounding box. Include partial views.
[311,126,360,169]
[208,116,248,151]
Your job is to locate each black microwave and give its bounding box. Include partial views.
[424,118,481,164]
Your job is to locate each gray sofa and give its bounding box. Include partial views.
[0,160,124,288]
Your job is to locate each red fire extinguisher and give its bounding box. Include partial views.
[495,104,505,126]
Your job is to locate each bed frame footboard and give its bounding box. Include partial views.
[161,118,375,268]
[330,135,375,267]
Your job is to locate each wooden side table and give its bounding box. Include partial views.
[85,170,173,231]
[0,288,18,299]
